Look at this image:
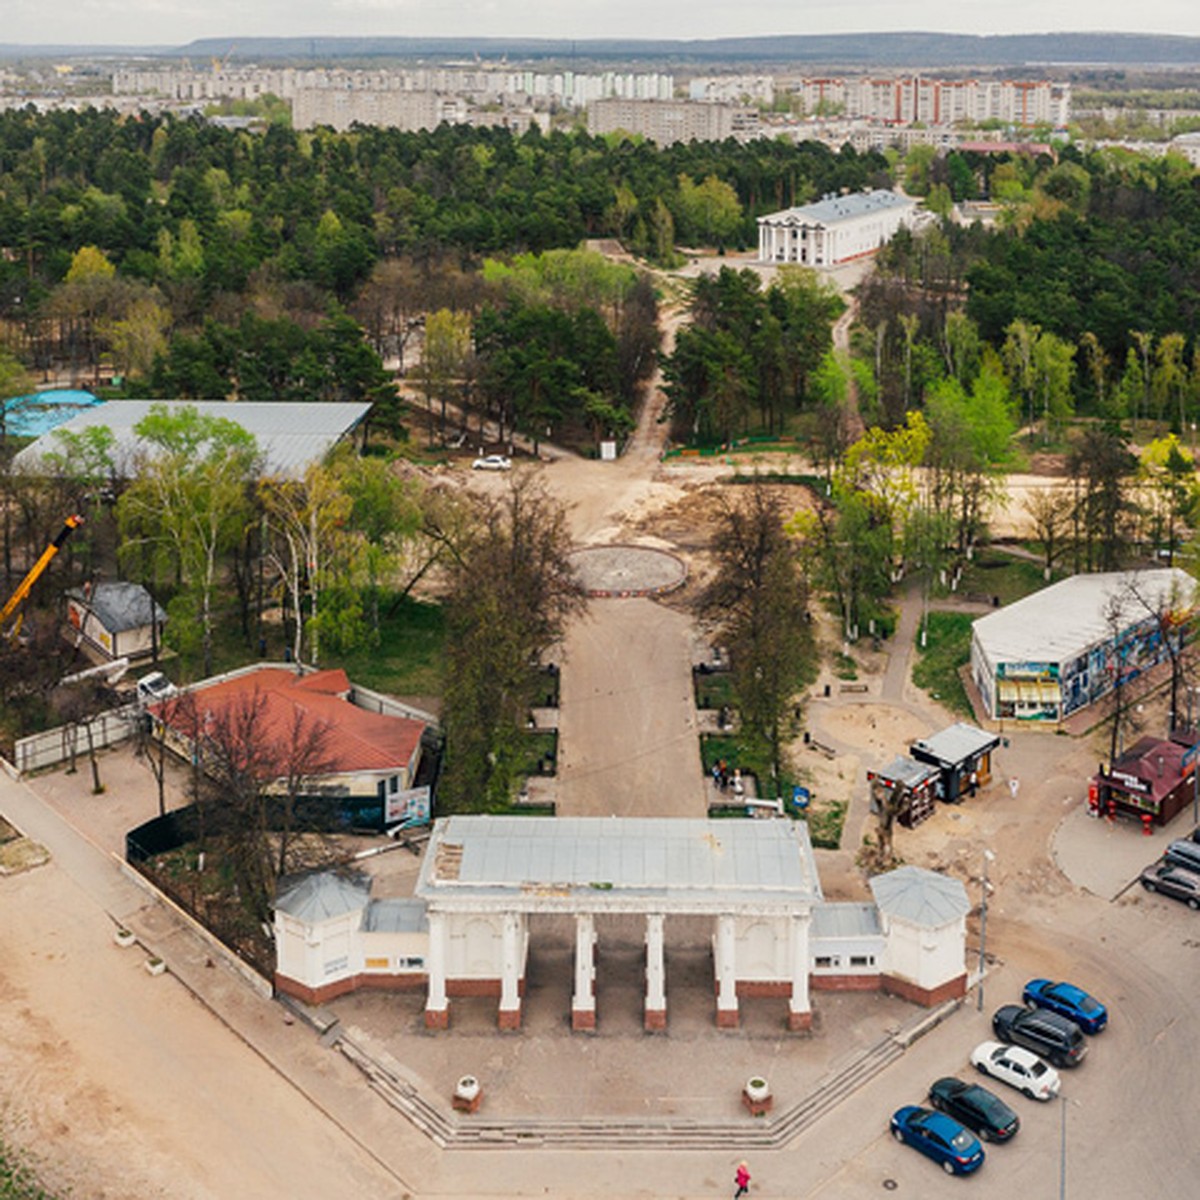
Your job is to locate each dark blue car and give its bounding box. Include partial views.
[1022,978,1108,1034]
[890,1105,986,1175]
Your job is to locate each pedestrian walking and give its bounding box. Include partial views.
[968,770,978,797]
[1008,777,1020,800]
[733,1160,751,1198]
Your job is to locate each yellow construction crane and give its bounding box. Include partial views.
[0,514,84,641]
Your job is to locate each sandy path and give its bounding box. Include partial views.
[0,855,402,1199]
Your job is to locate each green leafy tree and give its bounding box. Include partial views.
[675,173,743,248]
[117,405,261,675]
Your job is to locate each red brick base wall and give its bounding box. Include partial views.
[275,971,425,1006]
[737,980,792,999]
[811,973,881,992]
[644,1008,667,1031]
[497,1006,522,1031]
[572,1008,596,1031]
[424,1006,450,1030]
[716,1007,740,1029]
[882,972,967,1007]
[445,977,526,999]
[787,1009,813,1032]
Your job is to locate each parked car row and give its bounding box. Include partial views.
[888,976,1105,1178]
[1141,831,1200,909]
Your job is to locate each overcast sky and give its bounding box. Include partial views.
[5,0,1200,49]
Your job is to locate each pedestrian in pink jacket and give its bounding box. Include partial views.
[734,1160,751,1198]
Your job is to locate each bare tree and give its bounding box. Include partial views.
[438,476,586,812]
[701,479,813,793]
[1023,485,1072,581]
[191,688,338,925]
[51,679,111,794]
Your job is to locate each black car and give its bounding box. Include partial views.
[992,1004,1086,1068]
[1141,858,1200,909]
[1164,839,1200,875]
[929,1077,1020,1143]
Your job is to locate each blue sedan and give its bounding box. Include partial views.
[890,1105,986,1175]
[1022,978,1108,1034]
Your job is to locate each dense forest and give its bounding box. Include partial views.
[0,106,887,308]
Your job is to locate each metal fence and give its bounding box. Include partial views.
[14,706,138,775]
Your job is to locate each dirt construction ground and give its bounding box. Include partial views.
[3,254,1200,1198]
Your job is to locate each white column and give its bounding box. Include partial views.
[500,912,521,1014]
[715,914,738,1026]
[644,912,666,1027]
[572,912,596,1026]
[424,910,448,1027]
[788,914,811,1030]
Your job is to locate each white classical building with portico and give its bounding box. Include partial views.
[274,816,969,1031]
[757,189,918,268]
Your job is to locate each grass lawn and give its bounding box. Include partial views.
[955,550,1057,607]
[912,611,975,718]
[168,594,446,699]
[335,596,445,697]
[694,669,736,710]
[804,797,847,850]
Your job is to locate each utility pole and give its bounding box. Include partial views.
[977,848,995,1013]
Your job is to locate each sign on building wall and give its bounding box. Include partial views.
[385,785,431,827]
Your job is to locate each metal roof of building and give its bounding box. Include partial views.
[872,756,939,789]
[870,866,969,927]
[362,898,429,934]
[418,816,822,907]
[972,569,1196,668]
[759,188,915,227]
[811,901,882,939]
[912,723,1000,767]
[66,582,165,633]
[275,870,370,923]
[13,399,371,480]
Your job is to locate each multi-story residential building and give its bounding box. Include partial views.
[687,75,775,106]
[787,75,1070,128]
[112,64,673,115]
[587,98,759,145]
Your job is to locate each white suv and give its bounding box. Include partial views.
[136,671,177,705]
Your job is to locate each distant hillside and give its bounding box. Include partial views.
[166,31,1200,69]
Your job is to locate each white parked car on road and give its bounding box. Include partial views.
[970,1041,1061,1101]
[136,671,177,705]
[472,454,512,471]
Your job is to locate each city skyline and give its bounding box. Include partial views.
[3,0,1200,52]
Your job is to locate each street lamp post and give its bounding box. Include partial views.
[976,848,995,1013]
[1059,1092,1068,1200]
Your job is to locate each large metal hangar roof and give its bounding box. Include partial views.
[418,816,822,909]
[12,399,371,480]
[972,569,1196,668]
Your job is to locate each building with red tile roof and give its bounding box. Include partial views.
[156,665,426,822]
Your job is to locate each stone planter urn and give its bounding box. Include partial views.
[114,928,136,948]
[453,1075,482,1113]
[743,1076,772,1116]
[144,957,167,977]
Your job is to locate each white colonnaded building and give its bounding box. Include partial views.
[757,189,918,268]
